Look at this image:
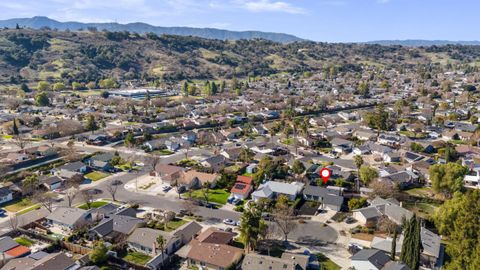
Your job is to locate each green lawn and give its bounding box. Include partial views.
[2,135,13,139]
[78,201,110,210]
[123,251,152,265]
[152,149,174,156]
[85,171,110,181]
[316,253,341,270]
[404,187,435,198]
[16,204,41,215]
[3,198,36,213]
[185,189,230,205]
[404,202,438,219]
[15,237,35,247]
[163,219,188,232]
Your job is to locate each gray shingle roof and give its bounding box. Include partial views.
[351,249,390,269]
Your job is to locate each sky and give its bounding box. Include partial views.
[0,0,478,42]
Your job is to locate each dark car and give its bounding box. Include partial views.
[0,209,6,216]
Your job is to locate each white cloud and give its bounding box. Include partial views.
[234,0,306,14]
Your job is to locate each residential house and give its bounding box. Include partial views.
[128,221,202,267]
[179,171,220,190]
[403,151,424,163]
[302,185,344,211]
[378,134,402,146]
[252,124,268,135]
[220,147,242,161]
[354,129,378,141]
[0,236,31,260]
[46,207,94,230]
[251,181,304,201]
[177,227,243,270]
[350,249,409,270]
[182,132,197,143]
[40,176,63,191]
[1,252,77,270]
[220,127,242,141]
[330,138,353,153]
[88,213,144,242]
[153,164,184,185]
[53,161,88,179]
[242,252,310,270]
[144,139,166,151]
[229,175,254,200]
[0,186,13,204]
[245,164,257,174]
[201,155,228,172]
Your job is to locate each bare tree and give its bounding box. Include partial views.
[377,216,398,236]
[81,189,94,209]
[35,191,57,213]
[368,180,399,199]
[106,180,119,201]
[13,135,29,153]
[272,197,297,242]
[146,156,160,179]
[64,187,78,207]
[181,198,198,216]
[8,214,18,232]
[201,182,210,205]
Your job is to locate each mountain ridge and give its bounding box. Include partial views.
[365,39,480,46]
[0,16,304,43]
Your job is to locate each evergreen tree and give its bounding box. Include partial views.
[400,215,422,270]
[211,82,218,95]
[220,80,226,92]
[85,115,98,134]
[391,230,397,260]
[182,81,189,96]
[12,119,19,136]
[231,77,238,90]
[203,81,212,96]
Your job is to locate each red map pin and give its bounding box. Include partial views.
[320,168,331,184]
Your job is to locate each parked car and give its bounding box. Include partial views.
[345,217,356,224]
[162,186,172,192]
[0,209,6,216]
[223,219,237,226]
[179,209,193,216]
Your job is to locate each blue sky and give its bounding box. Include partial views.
[0,0,477,42]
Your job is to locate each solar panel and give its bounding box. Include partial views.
[234,183,246,189]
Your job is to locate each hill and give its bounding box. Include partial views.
[0,16,304,43]
[1,28,480,85]
[366,39,480,47]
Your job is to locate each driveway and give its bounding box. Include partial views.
[287,221,339,245]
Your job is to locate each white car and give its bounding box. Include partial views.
[223,219,237,226]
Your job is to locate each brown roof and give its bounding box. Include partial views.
[180,170,219,185]
[196,228,236,245]
[186,239,243,268]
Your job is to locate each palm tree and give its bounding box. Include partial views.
[156,235,166,267]
[353,155,364,192]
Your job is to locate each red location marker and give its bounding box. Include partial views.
[320,168,331,184]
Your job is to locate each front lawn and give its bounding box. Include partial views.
[185,189,230,205]
[15,237,35,247]
[85,171,110,181]
[78,201,110,210]
[16,204,41,215]
[3,198,36,213]
[123,251,152,265]
[163,218,188,232]
[316,253,341,270]
[153,149,174,156]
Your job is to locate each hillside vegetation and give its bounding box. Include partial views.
[1,29,480,86]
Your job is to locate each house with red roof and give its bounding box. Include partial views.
[0,236,31,261]
[230,175,254,200]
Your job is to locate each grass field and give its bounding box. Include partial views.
[316,253,341,270]
[16,205,41,215]
[78,201,110,210]
[3,198,36,213]
[85,171,110,181]
[152,149,174,156]
[163,218,188,232]
[185,189,230,205]
[15,237,35,247]
[123,251,152,265]
[404,187,435,198]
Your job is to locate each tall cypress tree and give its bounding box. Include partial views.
[12,119,19,136]
[400,215,422,270]
[391,230,397,261]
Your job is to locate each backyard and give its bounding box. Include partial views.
[14,237,35,247]
[163,218,188,232]
[316,253,341,270]
[185,189,230,205]
[123,251,152,265]
[85,171,110,181]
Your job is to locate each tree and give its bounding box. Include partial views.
[211,82,218,95]
[72,82,83,90]
[22,175,39,195]
[20,83,30,93]
[52,82,65,91]
[359,166,378,185]
[272,195,297,242]
[291,160,306,175]
[391,230,397,260]
[86,81,97,89]
[64,186,79,207]
[201,182,210,205]
[37,81,50,91]
[377,215,397,235]
[14,135,29,153]
[410,142,424,153]
[100,91,110,98]
[35,92,50,106]
[124,131,135,147]
[182,81,189,96]
[239,205,265,252]
[368,180,398,199]
[106,180,120,201]
[400,215,422,270]
[34,191,57,212]
[85,114,98,134]
[81,189,94,209]
[358,82,369,97]
[99,78,118,89]
[353,155,364,192]
[348,197,367,210]
[239,148,254,163]
[90,241,108,264]
[433,190,480,270]
[429,163,468,198]
[12,119,19,136]
[8,214,18,232]
[156,235,166,266]
[187,84,197,96]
